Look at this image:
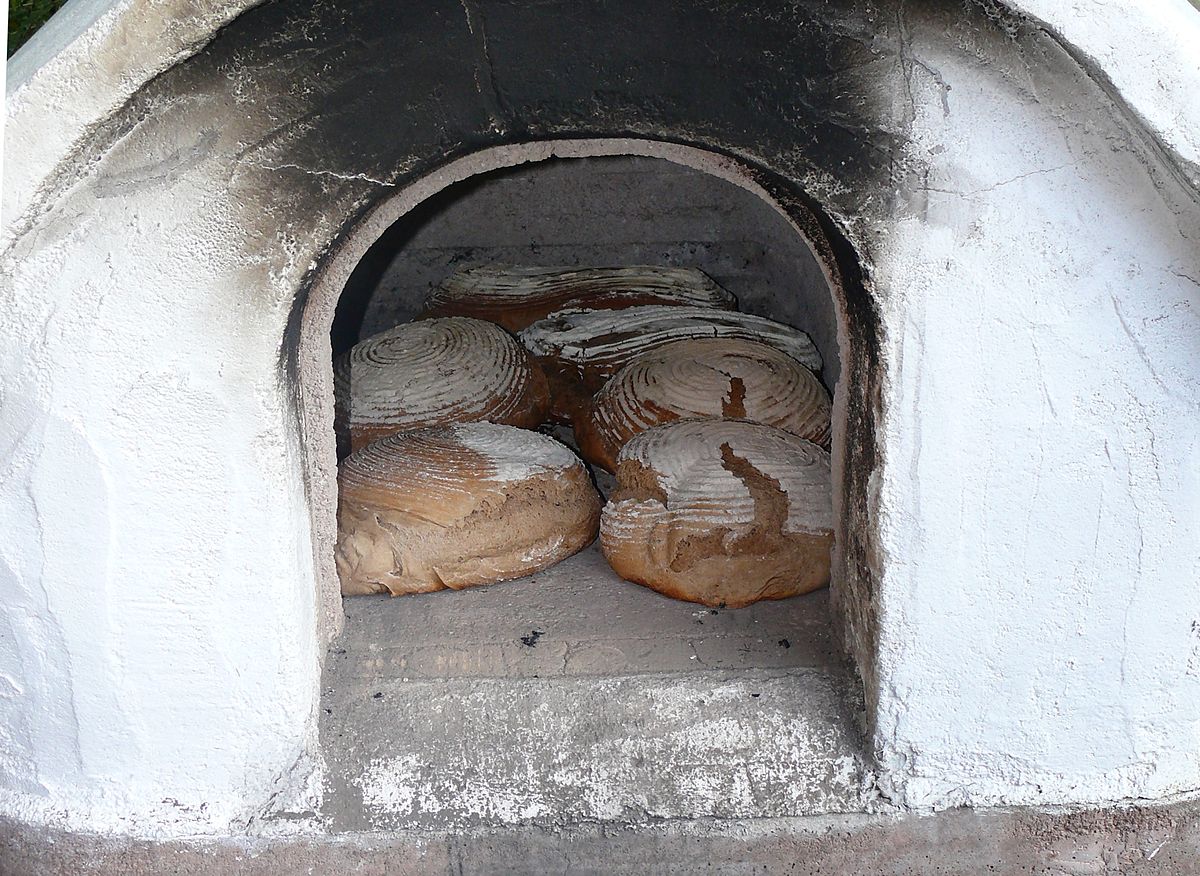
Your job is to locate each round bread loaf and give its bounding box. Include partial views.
[337,317,550,452]
[600,419,833,608]
[337,422,601,596]
[519,305,822,422]
[575,337,832,471]
[421,265,737,332]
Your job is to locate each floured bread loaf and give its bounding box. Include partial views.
[422,265,737,332]
[337,317,550,452]
[337,422,601,595]
[600,419,833,608]
[576,337,832,471]
[519,305,822,421]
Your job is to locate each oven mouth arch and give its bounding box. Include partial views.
[291,136,884,726]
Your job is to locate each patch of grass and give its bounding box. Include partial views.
[8,0,67,57]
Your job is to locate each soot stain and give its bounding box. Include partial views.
[163,0,910,242]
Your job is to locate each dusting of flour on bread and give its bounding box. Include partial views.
[452,421,579,483]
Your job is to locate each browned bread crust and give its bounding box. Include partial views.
[337,423,600,596]
[520,305,822,422]
[575,337,832,471]
[421,265,736,332]
[599,419,832,608]
[335,317,549,452]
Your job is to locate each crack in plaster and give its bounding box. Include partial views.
[1117,516,1146,764]
[23,471,86,778]
[919,162,1078,198]
[1110,294,1172,398]
[1018,12,1200,199]
[893,3,951,120]
[1168,269,1200,290]
[254,163,396,187]
[459,0,509,135]
[1186,622,1200,679]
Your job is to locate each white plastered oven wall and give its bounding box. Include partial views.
[0,5,328,834]
[0,117,327,834]
[868,14,1200,807]
[0,0,1197,839]
[2,0,265,231]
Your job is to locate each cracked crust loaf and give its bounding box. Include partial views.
[519,305,822,422]
[335,317,550,452]
[336,422,601,596]
[599,419,833,608]
[575,337,832,472]
[421,265,737,332]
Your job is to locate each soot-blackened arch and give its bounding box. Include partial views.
[166,0,917,726]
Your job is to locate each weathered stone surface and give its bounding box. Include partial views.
[318,546,866,831]
[330,545,843,680]
[6,802,1200,875]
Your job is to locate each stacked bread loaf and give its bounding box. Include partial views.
[600,419,833,608]
[334,317,549,452]
[421,265,737,331]
[335,263,834,607]
[574,336,832,472]
[337,422,600,595]
[519,304,823,422]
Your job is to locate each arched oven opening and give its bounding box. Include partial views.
[302,142,883,829]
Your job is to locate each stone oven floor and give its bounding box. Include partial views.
[317,543,872,832]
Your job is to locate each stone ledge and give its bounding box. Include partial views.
[5,803,1200,875]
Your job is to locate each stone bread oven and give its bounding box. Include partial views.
[2,0,1199,868]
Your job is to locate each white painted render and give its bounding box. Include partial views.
[3,0,262,231]
[871,19,1200,808]
[1014,0,1200,188]
[0,134,324,834]
[0,0,1197,838]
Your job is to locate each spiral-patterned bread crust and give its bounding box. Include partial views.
[422,265,737,331]
[340,317,549,451]
[576,337,832,471]
[599,419,833,607]
[337,422,600,595]
[520,305,822,400]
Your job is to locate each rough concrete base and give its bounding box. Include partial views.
[317,546,867,831]
[5,803,1200,875]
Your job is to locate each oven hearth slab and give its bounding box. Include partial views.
[318,544,870,831]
